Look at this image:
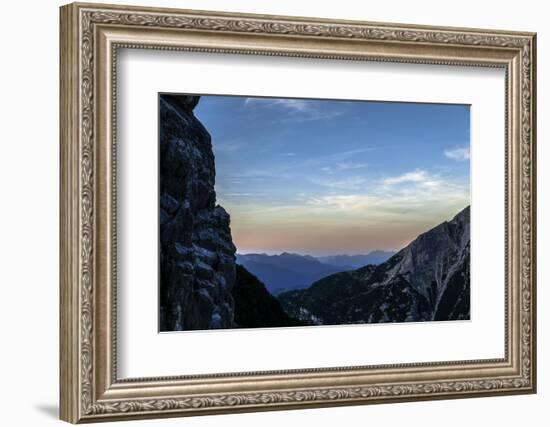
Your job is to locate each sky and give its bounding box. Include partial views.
[193,95,470,256]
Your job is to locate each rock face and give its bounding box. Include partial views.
[159,94,237,331]
[278,206,470,324]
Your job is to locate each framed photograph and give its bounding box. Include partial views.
[60,2,537,423]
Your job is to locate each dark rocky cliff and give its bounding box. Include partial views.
[159,94,237,331]
[279,206,470,324]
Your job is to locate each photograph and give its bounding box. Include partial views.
[159,94,471,332]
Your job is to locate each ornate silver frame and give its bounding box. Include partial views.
[60,2,537,423]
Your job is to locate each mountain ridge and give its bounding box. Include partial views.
[236,252,350,295]
[236,250,394,295]
[317,251,396,268]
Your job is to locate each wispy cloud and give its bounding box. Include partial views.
[244,98,311,113]
[444,147,470,161]
[223,177,469,255]
[223,192,268,197]
[228,169,286,182]
[277,110,344,123]
[244,97,345,123]
[270,99,311,113]
[307,194,372,210]
[383,170,428,186]
[295,148,375,171]
[322,162,366,174]
[309,176,368,190]
[228,147,376,182]
[307,175,467,212]
[221,165,469,254]
[379,170,467,202]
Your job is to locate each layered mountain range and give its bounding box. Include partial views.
[317,252,395,268]
[159,94,470,331]
[236,251,394,295]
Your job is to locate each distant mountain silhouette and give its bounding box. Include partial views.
[237,251,395,295]
[317,251,395,268]
[278,207,470,325]
[236,252,352,295]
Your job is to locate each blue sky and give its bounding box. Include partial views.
[194,95,470,256]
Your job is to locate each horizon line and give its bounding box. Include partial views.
[233,204,470,259]
[236,250,397,257]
